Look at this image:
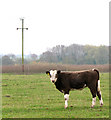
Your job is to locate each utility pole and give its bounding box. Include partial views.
[17,18,28,73]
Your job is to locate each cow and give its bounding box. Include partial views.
[46,69,103,109]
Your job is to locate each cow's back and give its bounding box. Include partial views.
[56,70,99,90]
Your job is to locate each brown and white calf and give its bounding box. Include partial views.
[46,69,103,108]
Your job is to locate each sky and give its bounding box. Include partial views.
[0,0,109,55]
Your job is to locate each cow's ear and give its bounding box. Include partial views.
[46,71,50,75]
[57,70,61,74]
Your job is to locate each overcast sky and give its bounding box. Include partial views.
[0,0,109,55]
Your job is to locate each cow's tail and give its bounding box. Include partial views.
[92,68,100,91]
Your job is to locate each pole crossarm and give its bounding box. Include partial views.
[17,28,28,30]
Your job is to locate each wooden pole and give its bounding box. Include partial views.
[17,18,28,73]
[22,19,24,73]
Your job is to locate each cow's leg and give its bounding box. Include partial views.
[64,93,69,109]
[89,85,97,108]
[97,91,103,107]
[97,80,103,107]
[91,96,96,108]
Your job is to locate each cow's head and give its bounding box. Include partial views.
[46,70,61,83]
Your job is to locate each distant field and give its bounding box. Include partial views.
[2,73,109,118]
[2,63,109,74]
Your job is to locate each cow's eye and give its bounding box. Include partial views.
[55,74,57,78]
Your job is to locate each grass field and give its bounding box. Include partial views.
[2,73,109,118]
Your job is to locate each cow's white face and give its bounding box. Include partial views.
[46,70,61,83]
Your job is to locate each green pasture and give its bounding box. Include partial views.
[2,73,109,118]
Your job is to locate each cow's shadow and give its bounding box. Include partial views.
[48,105,105,111]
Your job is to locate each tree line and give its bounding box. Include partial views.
[1,44,109,65]
[39,44,109,65]
[1,54,38,65]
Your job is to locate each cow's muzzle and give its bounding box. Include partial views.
[52,80,55,83]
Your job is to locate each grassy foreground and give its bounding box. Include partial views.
[2,73,109,118]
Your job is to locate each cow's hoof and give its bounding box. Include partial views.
[64,105,68,109]
[91,105,94,108]
[100,103,103,107]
